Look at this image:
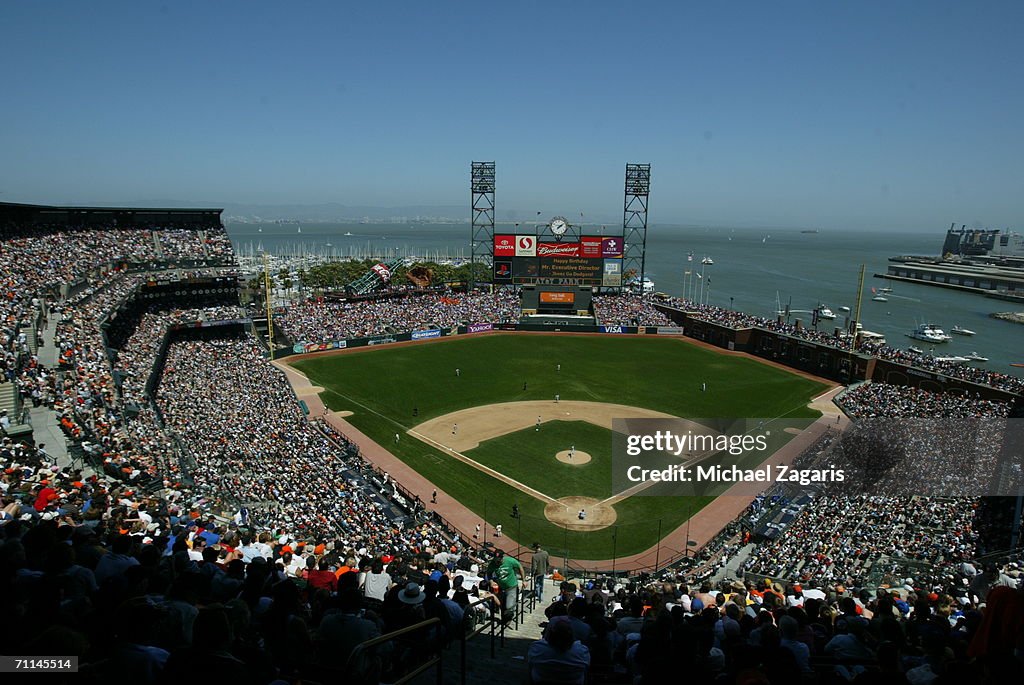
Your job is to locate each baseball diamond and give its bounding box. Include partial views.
[285,332,832,563]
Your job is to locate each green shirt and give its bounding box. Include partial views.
[488,555,523,590]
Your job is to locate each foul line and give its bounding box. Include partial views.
[280,364,562,506]
[406,429,560,505]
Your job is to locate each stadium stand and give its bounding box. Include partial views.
[1,213,1022,684]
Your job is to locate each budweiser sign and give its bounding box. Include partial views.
[537,242,580,257]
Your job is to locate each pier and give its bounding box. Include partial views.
[876,258,1024,296]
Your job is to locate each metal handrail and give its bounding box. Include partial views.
[345,616,443,685]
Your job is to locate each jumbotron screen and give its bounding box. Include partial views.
[492,234,623,286]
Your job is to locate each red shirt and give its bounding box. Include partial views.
[34,487,58,512]
[307,569,338,592]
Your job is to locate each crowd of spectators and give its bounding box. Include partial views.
[592,295,675,327]
[0,433,507,683]
[156,225,234,260]
[531,561,1023,684]
[154,333,456,556]
[858,340,1024,395]
[742,384,1013,591]
[836,383,1012,420]
[276,290,520,343]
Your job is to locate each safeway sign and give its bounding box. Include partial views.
[515,235,536,257]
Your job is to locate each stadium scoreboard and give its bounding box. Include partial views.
[492,233,624,287]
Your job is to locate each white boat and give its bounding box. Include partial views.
[838,305,851,313]
[816,305,836,320]
[935,355,970,363]
[701,256,714,265]
[344,231,353,236]
[908,346,924,354]
[626,276,656,294]
[872,295,888,302]
[906,323,951,344]
[879,286,893,294]
[951,325,976,336]
[964,351,989,362]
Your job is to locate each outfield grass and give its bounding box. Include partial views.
[291,334,828,560]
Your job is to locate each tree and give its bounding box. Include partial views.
[278,268,293,298]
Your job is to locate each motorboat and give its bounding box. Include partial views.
[951,325,976,336]
[344,231,353,236]
[907,323,951,344]
[701,256,714,265]
[838,306,851,313]
[908,346,924,355]
[816,305,836,320]
[626,276,656,294]
[879,286,893,294]
[934,355,970,364]
[872,295,888,302]
[964,351,989,362]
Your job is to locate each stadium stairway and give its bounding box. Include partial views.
[409,581,561,685]
[0,383,24,429]
[710,542,756,585]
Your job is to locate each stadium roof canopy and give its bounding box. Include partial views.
[0,201,223,228]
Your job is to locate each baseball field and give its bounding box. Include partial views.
[288,333,829,562]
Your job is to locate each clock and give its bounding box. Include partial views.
[549,216,569,238]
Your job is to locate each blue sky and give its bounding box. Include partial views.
[1,1,1022,230]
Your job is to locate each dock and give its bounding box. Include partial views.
[876,258,1024,297]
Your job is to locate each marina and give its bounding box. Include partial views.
[228,222,1024,376]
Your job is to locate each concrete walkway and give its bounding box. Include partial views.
[29,405,70,466]
[36,316,60,367]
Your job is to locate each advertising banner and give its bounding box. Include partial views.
[537,242,580,258]
[658,326,685,335]
[493,235,515,257]
[467,323,494,333]
[412,329,442,340]
[515,235,537,257]
[540,291,576,304]
[493,260,512,281]
[602,259,622,286]
[601,325,627,334]
[367,337,397,346]
[293,340,348,354]
[371,263,392,281]
[601,237,624,258]
[580,236,603,258]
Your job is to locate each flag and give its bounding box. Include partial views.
[684,270,691,276]
[696,273,702,279]
[687,252,694,262]
[707,276,711,285]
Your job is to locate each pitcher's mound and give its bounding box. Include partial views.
[545,496,617,531]
[556,450,591,465]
